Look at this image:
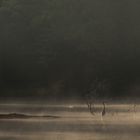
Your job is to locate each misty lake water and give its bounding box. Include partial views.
[0,103,140,140]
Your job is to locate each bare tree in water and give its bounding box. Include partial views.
[84,78,110,116]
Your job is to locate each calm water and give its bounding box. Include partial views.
[0,103,140,140]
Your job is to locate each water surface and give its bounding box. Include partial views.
[0,103,140,140]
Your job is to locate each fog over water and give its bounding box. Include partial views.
[0,103,140,140]
[1,0,140,139]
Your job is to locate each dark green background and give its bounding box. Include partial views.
[0,0,140,99]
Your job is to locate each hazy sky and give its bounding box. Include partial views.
[0,0,140,99]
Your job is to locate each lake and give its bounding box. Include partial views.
[0,103,140,140]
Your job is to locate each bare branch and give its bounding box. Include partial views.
[84,78,110,116]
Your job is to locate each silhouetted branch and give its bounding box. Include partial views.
[85,78,110,116]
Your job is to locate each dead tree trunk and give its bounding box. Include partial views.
[84,78,109,116]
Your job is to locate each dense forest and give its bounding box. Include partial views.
[0,0,140,99]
